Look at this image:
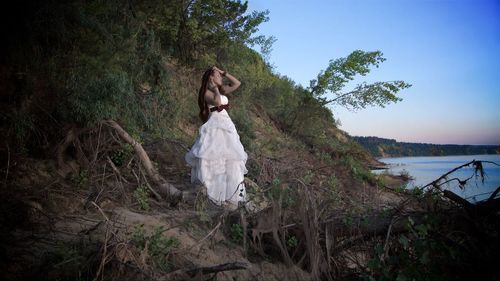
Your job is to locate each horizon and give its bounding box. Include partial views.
[351,135,500,146]
[249,0,500,146]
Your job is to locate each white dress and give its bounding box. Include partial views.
[185,95,248,207]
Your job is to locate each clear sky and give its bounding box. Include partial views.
[248,0,500,145]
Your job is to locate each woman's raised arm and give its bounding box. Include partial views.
[214,67,241,95]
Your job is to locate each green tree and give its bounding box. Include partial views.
[308,50,411,110]
[170,0,271,64]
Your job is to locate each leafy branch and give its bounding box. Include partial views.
[308,50,411,110]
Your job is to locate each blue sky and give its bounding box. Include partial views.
[248,0,500,145]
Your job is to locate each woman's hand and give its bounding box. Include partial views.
[212,66,225,76]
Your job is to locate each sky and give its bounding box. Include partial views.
[247,0,500,145]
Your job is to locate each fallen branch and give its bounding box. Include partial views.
[160,262,248,281]
[422,160,489,190]
[487,186,500,201]
[185,218,223,251]
[101,119,182,201]
[420,160,500,209]
[106,156,131,184]
[185,262,248,275]
[442,190,473,209]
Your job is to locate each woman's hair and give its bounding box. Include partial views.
[198,67,224,123]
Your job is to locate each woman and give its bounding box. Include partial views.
[185,66,247,209]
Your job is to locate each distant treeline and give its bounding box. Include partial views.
[353,136,500,157]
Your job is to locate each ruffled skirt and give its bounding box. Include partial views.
[185,110,248,206]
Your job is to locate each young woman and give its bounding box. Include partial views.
[185,66,247,209]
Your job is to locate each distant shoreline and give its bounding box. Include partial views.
[353,136,500,158]
[375,153,499,161]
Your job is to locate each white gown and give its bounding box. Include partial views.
[185,95,248,207]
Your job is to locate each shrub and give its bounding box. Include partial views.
[134,186,150,211]
[230,223,244,243]
[131,225,179,272]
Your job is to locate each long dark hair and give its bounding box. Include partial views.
[198,68,224,123]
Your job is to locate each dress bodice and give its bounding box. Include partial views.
[208,95,228,108]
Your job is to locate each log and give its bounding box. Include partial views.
[487,186,500,201]
[331,213,425,253]
[185,262,248,275]
[443,190,474,209]
[161,262,248,280]
[101,119,182,200]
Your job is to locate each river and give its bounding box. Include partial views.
[373,154,500,203]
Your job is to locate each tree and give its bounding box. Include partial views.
[172,0,271,63]
[308,50,411,110]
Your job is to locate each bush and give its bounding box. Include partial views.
[131,225,179,272]
[134,186,150,211]
[231,105,255,150]
[364,216,464,281]
[229,223,244,243]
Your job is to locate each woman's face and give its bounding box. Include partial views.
[211,71,223,86]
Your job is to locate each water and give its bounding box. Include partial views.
[373,154,500,203]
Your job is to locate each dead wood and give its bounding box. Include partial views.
[161,262,248,281]
[298,182,332,281]
[421,160,500,212]
[250,190,293,266]
[487,186,500,201]
[185,262,248,275]
[443,190,474,209]
[56,126,80,176]
[101,119,182,201]
[331,213,425,253]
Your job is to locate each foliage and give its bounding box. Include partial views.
[364,216,461,281]
[266,178,297,208]
[340,155,377,185]
[134,185,150,211]
[328,175,339,191]
[0,1,424,280]
[131,225,179,272]
[110,144,134,167]
[286,235,298,249]
[1,0,274,150]
[40,240,99,281]
[70,170,90,189]
[140,0,272,65]
[1,0,412,171]
[308,50,411,110]
[230,104,256,149]
[229,223,244,243]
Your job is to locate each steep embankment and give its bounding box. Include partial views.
[0,1,413,280]
[0,83,408,280]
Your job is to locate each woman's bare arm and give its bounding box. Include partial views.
[205,85,222,106]
[221,72,241,95]
[213,66,241,95]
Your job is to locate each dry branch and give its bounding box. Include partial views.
[422,160,490,190]
[56,126,79,176]
[420,160,500,211]
[487,186,500,201]
[185,262,248,275]
[101,119,182,201]
[161,262,248,281]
